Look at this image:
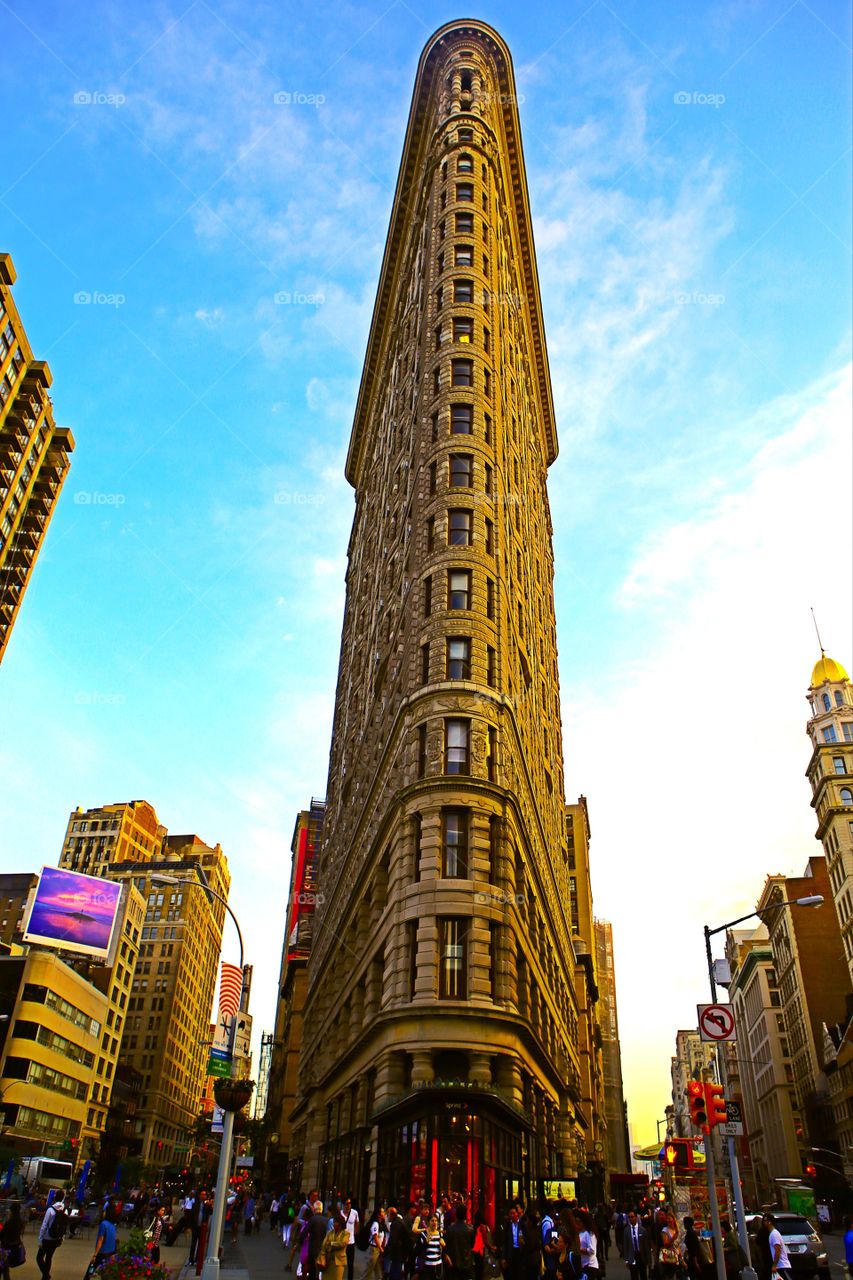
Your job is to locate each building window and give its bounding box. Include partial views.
[418,725,428,778]
[489,815,499,883]
[484,413,492,444]
[452,358,474,387]
[447,637,471,679]
[421,643,430,685]
[456,212,474,235]
[454,279,474,303]
[432,412,439,441]
[840,721,853,741]
[442,808,469,877]
[449,569,471,610]
[455,244,474,267]
[448,509,472,546]
[451,404,473,434]
[458,153,474,173]
[434,325,443,351]
[445,719,470,774]
[436,286,443,309]
[484,368,491,398]
[408,921,418,1000]
[427,515,435,552]
[413,812,422,882]
[823,726,838,743]
[836,690,845,707]
[450,453,473,487]
[486,577,495,619]
[423,575,432,617]
[487,645,496,687]
[459,128,473,142]
[484,327,490,353]
[841,789,853,806]
[484,462,493,495]
[485,517,494,555]
[440,219,446,240]
[834,757,847,775]
[457,182,474,202]
[453,317,473,343]
[439,917,467,999]
[487,725,497,781]
[433,367,441,396]
[823,694,832,712]
[429,461,437,495]
[437,251,445,274]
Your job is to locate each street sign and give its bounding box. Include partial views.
[207,1055,232,1078]
[697,1003,736,1041]
[719,1100,744,1137]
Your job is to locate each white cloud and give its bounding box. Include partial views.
[563,362,852,1134]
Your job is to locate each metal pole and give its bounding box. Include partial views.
[704,1136,727,1280]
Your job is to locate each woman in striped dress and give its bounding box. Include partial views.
[420,1215,445,1280]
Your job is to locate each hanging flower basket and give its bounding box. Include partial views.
[214,1078,255,1112]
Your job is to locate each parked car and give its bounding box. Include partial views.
[746,1214,828,1278]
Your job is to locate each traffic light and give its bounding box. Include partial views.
[805,1163,817,1180]
[663,1140,677,1167]
[688,1080,708,1129]
[705,1083,727,1129]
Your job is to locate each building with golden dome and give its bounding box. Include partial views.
[805,651,853,980]
[288,20,601,1215]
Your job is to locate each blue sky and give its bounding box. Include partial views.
[1,0,851,1148]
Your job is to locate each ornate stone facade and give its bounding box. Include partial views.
[290,20,588,1212]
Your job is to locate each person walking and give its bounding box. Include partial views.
[622,1211,649,1280]
[0,1202,24,1280]
[362,1209,388,1280]
[501,1207,525,1280]
[307,1202,332,1280]
[445,1204,476,1280]
[321,1213,352,1280]
[36,1191,67,1280]
[148,1206,166,1264]
[764,1215,792,1280]
[657,1216,679,1280]
[577,1211,599,1280]
[386,1207,411,1280]
[342,1198,360,1280]
[92,1204,119,1271]
[189,1191,208,1265]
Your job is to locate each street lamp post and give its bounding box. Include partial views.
[150,871,245,1280]
[702,894,824,1280]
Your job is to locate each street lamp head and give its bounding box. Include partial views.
[150,873,181,885]
[793,895,823,908]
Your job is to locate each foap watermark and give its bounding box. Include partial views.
[74,491,126,506]
[291,891,325,906]
[481,92,525,107]
[274,490,326,507]
[73,90,126,107]
[673,90,726,108]
[274,289,325,306]
[73,290,126,307]
[674,290,726,307]
[474,889,526,907]
[485,290,524,309]
[273,91,325,107]
[73,691,126,706]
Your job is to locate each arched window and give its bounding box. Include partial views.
[836,690,844,706]
[457,153,473,173]
[841,788,853,806]
[823,693,831,711]
[460,70,473,93]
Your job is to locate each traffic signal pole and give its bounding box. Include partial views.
[704,926,757,1280]
[703,1136,727,1280]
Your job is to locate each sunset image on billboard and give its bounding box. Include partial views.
[23,866,122,960]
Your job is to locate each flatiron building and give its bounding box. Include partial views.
[291,20,589,1216]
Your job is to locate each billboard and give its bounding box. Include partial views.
[23,866,122,960]
[286,822,319,961]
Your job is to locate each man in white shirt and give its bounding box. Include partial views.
[342,1197,360,1280]
[764,1215,792,1280]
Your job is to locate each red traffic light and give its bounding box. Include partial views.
[805,1163,817,1179]
[704,1083,727,1129]
[663,1140,677,1166]
[688,1080,708,1129]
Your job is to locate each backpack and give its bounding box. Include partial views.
[48,1208,68,1241]
[355,1224,371,1251]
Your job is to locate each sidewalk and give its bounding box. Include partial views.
[18,1220,368,1280]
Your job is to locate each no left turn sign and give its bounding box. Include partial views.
[697,1003,736,1041]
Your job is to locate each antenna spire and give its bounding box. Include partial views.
[810,607,825,654]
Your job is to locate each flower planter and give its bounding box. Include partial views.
[214,1078,255,1112]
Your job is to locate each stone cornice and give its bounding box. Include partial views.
[345,19,557,489]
